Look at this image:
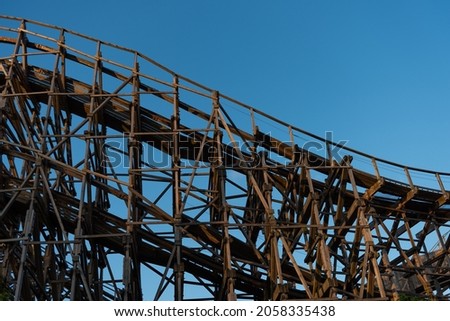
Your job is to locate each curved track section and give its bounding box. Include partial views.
[0,16,449,300]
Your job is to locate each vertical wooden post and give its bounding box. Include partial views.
[172,76,184,300]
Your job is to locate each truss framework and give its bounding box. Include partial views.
[0,16,449,301]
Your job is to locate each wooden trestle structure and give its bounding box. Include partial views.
[0,16,449,301]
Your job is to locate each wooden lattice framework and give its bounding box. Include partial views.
[0,16,449,300]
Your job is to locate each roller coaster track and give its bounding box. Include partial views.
[0,16,449,301]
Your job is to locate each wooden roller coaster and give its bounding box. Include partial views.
[0,16,449,300]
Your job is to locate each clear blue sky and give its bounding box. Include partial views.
[3,0,450,173]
